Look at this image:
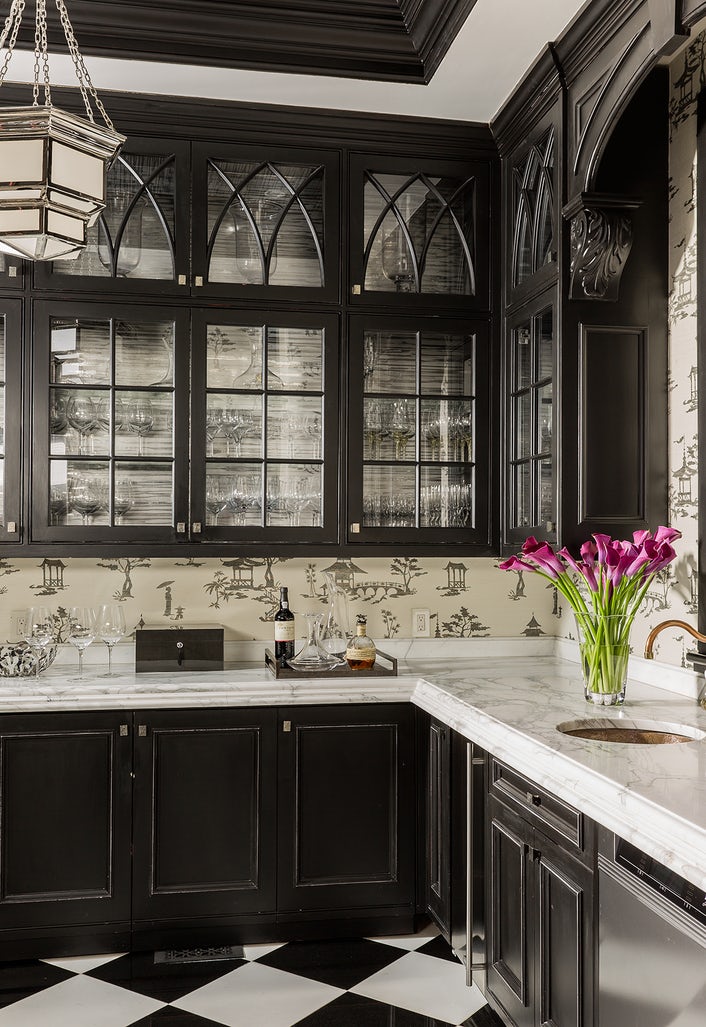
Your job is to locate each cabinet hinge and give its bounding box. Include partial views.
[138,725,148,737]
[6,521,16,533]
[119,724,129,737]
[283,720,292,733]
[192,521,202,534]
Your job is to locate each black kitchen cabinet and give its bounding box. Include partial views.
[348,152,491,314]
[348,314,492,550]
[132,708,277,925]
[425,716,452,937]
[0,711,132,957]
[33,139,191,297]
[485,761,595,1027]
[0,702,416,957]
[191,141,340,303]
[277,703,416,921]
[30,299,191,544]
[191,307,340,544]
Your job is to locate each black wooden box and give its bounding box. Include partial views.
[135,624,225,673]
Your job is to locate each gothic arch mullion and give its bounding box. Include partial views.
[96,214,116,275]
[363,173,422,291]
[206,159,271,258]
[113,156,177,270]
[417,174,476,291]
[264,163,326,283]
[532,166,554,274]
[512,190,533,285]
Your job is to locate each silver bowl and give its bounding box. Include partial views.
[0,642,58,677]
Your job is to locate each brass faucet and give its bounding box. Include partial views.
[644,619,706,659]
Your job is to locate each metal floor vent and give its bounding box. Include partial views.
[154,946,244,964]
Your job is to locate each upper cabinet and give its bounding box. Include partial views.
[0,302,21,543]
[33,140,191,296]
[508,123,557,302]
[349,154,491,313]
[191,143,340,302]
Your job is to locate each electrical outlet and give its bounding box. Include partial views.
[412,608,430,637]
[11,610,28,639]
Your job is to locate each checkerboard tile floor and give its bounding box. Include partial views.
[0,927,503,1026]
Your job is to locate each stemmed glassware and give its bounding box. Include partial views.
[390,398,415,459]
[95,603,126,677]
[127,398,154,456]
[206,480,231,525]
[68,476,106,526]
[67,606,96,677]
[113,479,134,525]
[23,607,55,681]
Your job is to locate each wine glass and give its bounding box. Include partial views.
[68,476,105,526]
[113,479,134,525]
[67,606,96,677]
[95,603,126,677]
[127,398,155,456]
[206,479,231,525]
[23,607,55,681]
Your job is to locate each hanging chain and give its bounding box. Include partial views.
[0,0,26,88]
[0,0,115,129]
[54,0,114,129]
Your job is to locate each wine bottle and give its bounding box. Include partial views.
[274,586,295,664]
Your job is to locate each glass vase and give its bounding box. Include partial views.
[574,614,630,706]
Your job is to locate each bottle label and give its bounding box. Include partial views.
[345,642,376,661]
[275,622,295,642]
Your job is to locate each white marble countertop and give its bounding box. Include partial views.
[2,655,706,891]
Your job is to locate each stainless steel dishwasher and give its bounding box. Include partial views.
[598,827,706,1026]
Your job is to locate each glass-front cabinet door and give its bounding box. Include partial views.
[192,143,340,302]
[33,139,190,295]
[349,154,490,311]
[31,301,190,543]
[191,309,339,543]
[506,297,555,545]
[348,315,490,547]
[0,302,21,542]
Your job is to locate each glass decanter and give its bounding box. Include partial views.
[287,612,340,672]
[318,571,351,665]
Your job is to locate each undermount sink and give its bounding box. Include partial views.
[556,718,706,745]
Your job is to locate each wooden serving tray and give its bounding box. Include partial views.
[265,648,397,678]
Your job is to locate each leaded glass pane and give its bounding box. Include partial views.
[267,327,322,392]
[207,160,325,288]
[115,320,174,387]
[421,465,473,528]
[513,463,532,528]
[420,333,473,396]
[266,464,321,527]
[50,319,111,385]
[53,153,177,280]
[362,465,416,527]
[364,172,475,295]
[363,330,417,395]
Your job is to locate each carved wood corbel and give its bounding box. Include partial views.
[563,193,642,301]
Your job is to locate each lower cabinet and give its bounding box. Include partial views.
[0,711,132,956]
[0,702,416,957]
[132,708,278,926]
[485,760,595,1027]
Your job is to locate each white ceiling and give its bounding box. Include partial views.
[6,0,589,122]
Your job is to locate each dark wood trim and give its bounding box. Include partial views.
[0,83,494,161]
[491,45,563,156]
[682,0,706,28]
[34,0,475,85]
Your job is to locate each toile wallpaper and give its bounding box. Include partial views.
[0,42,702,666]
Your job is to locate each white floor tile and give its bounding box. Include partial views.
[0,974,164,1027]
[350,950,487,1024]
[366,923,440,951]
[173,960,344,1027]
[240,941,287,961]
[41,952,127,974]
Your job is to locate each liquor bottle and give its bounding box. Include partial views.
[345,614,376,671]
[274,586,295,664]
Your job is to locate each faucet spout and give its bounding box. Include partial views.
[643,619,706,659]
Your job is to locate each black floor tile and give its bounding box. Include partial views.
[0,959,74,1008]
[256,938,406,990]
[459,1005,505,1027]
[293,991,457,1027]
[416,934,462,963]
[131,1007,228,1027]
[86,949,246,1002]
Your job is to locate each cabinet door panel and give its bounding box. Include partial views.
[426,718,451,937]
[191,308,340,544]
[192,142,340,303]
[486,799,533,1027]
[132,709,277,921]
[0,712,131,930]
[537,845,593,1027]
[31,299,190,544]
[278,704,415,913]
[33,139,191,296]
